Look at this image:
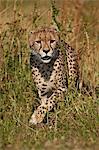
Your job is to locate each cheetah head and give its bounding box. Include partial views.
[29,27,59,63]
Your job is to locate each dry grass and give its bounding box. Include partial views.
[0,0,99,150]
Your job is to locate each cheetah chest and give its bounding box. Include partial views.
[31,57,65,97]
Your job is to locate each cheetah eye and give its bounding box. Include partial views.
[50,40,55,43]
[35,40,41,44]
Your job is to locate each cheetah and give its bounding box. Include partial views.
[29,27,79,125]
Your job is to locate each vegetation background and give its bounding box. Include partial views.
[0,0,99,149]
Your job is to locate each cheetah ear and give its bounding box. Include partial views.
[50,25,58,32]
[50,24,60,32]
[29,30,35,34]
[30,31,33,34]
[28,31,34,41]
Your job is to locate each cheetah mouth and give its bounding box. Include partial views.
[41,56,51,60]
[41,56,52,63]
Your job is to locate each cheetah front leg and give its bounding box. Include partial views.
[29,90,64,125]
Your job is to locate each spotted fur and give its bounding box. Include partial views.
[28,27,79,124]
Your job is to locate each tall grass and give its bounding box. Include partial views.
[0,0,99,149]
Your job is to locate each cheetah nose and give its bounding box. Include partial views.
[43,49,50,54]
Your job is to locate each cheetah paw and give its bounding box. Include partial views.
[29,113,38,125]
[29,109,46,125]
